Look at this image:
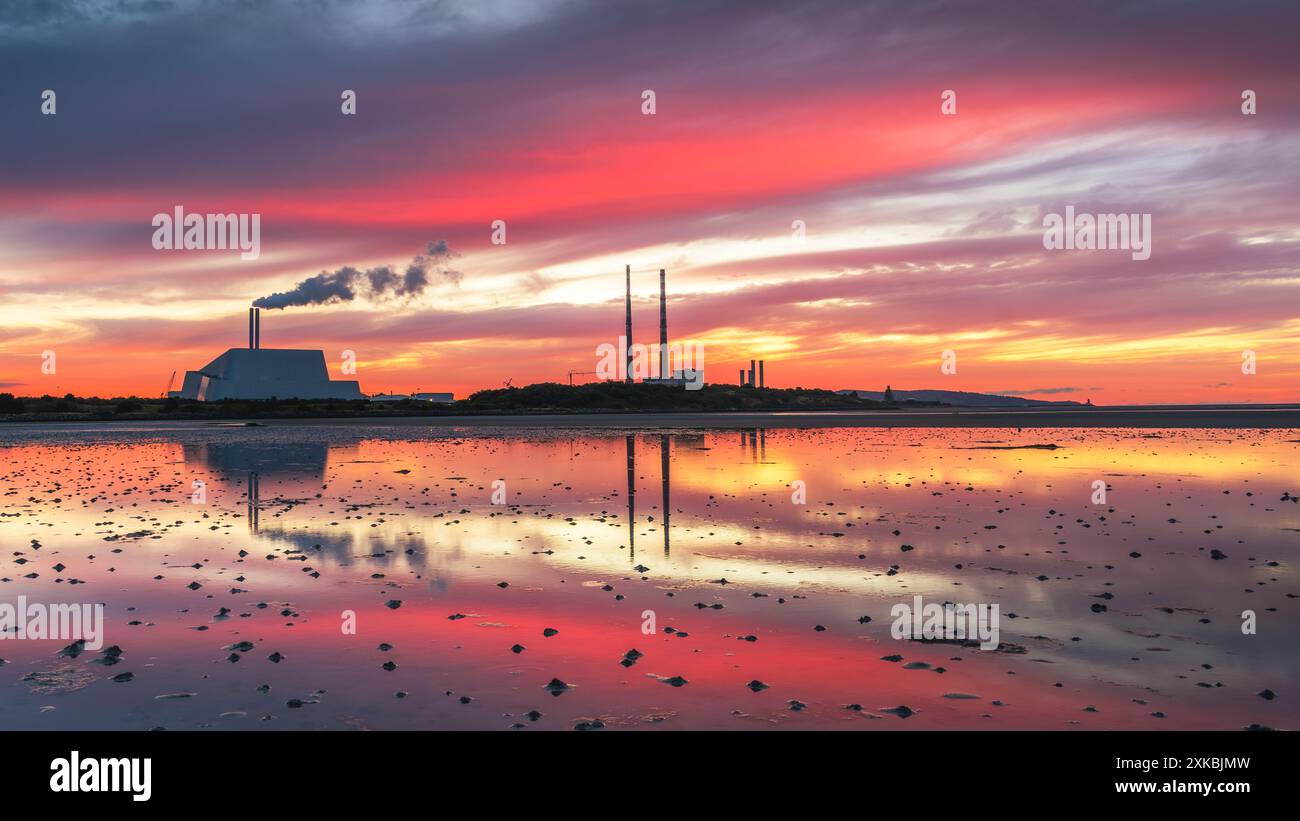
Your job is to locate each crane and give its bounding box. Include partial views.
[568,370,598,385]
[164,370,176,397]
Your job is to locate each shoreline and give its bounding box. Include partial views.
[2,405,1297,431]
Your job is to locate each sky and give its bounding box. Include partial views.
[1,0,1298,403]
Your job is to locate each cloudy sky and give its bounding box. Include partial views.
[1,0,1297,402]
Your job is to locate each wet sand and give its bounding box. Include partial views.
[0,424,1295,730]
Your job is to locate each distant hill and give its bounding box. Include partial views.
[837,388,1086,408]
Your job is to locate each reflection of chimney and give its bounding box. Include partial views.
[660,434,670,557]
[248,308,255,350]
[659,268,667,380]
[759,360,764,388]
[626,434,636,558]
[625,265,633,383]
[254,307,261,350]
[248,472,260,533]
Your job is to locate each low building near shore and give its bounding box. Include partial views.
[370,392,454,403]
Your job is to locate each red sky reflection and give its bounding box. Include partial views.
[0,424,1294,729]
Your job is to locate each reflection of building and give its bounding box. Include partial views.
[183,440,332,535]
[182,441,329,481]
[169,309,362,401]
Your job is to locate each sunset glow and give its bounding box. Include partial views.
[1,1,1297,402]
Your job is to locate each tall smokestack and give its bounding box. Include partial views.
[759,360,764,388]
[749,359,756,387]
[739,369,745,385]
[625,264,633,383]
[659,268,667,380]
[254,307,261,350]
[248,308,255,349]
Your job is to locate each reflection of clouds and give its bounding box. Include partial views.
[3,426,1298,721]
[251,524,437,573]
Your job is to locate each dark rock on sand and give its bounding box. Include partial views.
[544,678,570,695]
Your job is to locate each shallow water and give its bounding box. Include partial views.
[0,422,1296,730]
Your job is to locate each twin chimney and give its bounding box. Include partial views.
[622,266,674,382]
[248,307,261,350]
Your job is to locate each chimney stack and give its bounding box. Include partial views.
[254,307,261,350]
[625,264,633,383]
[749,359,756,387]
[759,360,764,388]
[659,268,668,380]
[248,308,255,349]
[739,369,745,385]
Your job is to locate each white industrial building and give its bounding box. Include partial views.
[169,308,363,401]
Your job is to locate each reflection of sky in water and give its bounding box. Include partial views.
[0,424,1295,730]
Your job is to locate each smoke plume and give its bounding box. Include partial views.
[253,241,460,309]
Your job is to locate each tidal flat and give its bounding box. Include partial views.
[0,420,1295,730]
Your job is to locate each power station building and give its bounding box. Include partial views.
[169,308,364,401]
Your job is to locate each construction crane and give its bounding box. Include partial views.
[568,370,598,385]
[164,370,176,397]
